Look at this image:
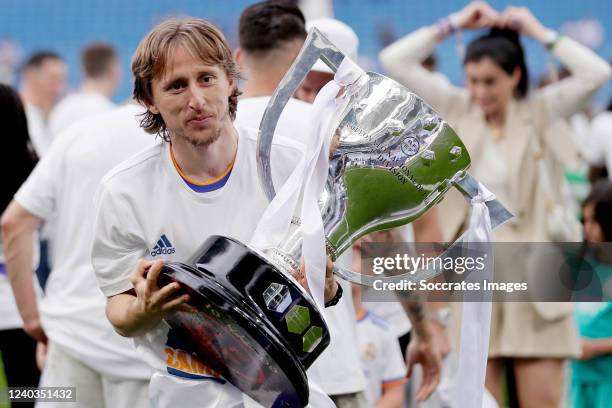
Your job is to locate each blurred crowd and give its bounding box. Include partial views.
[0,1,611,407]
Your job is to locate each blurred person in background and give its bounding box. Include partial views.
[293,17,359,104]
[19,51,67,157]
[235,4,371,406]
[0,39,22,85]
[570,180,612,408]
[1,102,153,407]
[234,0,312,140]
[581,97,612,181]
[380,2,611,407]
[351,280,406,408]
[0,83,40,408]
[49,43,119,139]
[43,44,119,291]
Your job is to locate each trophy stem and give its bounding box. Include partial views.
[264,217,304,276]
[265,247,301,276]
[262,217,340,278]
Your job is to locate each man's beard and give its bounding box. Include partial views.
[187,128,222,148]
[176,124,223,148]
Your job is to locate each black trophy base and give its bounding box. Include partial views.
[158,235,330,408]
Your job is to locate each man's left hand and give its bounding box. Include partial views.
[293,258,338,304]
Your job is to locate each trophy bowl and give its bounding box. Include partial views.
[257,27,512,284]
[319,70,471,258]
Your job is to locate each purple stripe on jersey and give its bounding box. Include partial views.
[180,168,233,193]
[166,367,227,383]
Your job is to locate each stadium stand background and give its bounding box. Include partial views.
[1,0,610,104]
[0,0,612,101]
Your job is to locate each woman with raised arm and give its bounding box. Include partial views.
[380,2,611,407]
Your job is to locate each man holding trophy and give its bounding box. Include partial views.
[91,3,513,406]
[90,15,361,407]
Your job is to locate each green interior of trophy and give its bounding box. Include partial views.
[327,124,470,256]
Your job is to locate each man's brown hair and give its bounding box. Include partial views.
[239,0,306,53]
[81,43,117,79]
[132,18,240,141]
[22,51,63,73]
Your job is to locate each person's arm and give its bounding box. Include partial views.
[410,212,452,358]
[400,299,441,402]
[502,6,612,118]
[394,242,441,404]
[379,2,497,115]
[91,180,192,337]
[412,207,443,243]
[579,337,612,361]
[353,228,441,400]
[1,126,82,344]
[105,260,190,337]
[375,385,404,408]
[427,302,451,358]
[361,227,442,400]
[379,26,458,116]
[0,201,45,342]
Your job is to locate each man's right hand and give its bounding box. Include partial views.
[107,259,191,337]
[23,315,47,344]
[129,259,191,322]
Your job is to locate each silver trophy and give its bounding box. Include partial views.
[257,28,513,285]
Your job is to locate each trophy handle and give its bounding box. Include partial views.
[257,27,346,201]
[452,173,513,230]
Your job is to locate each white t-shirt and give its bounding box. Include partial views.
[362,301,411,339]
[235,96,367,395]
[356,308,407,406]
[24,103,49,157]
[15,104,153,379]
[235,96,314,145]
[49,91,115,140]
[91,126,303,398]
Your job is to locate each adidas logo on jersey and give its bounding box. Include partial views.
[151,234,176,256]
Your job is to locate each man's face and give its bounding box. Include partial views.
[147,45,234,147]
[29,58,67,104]
[294,70,333,104]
